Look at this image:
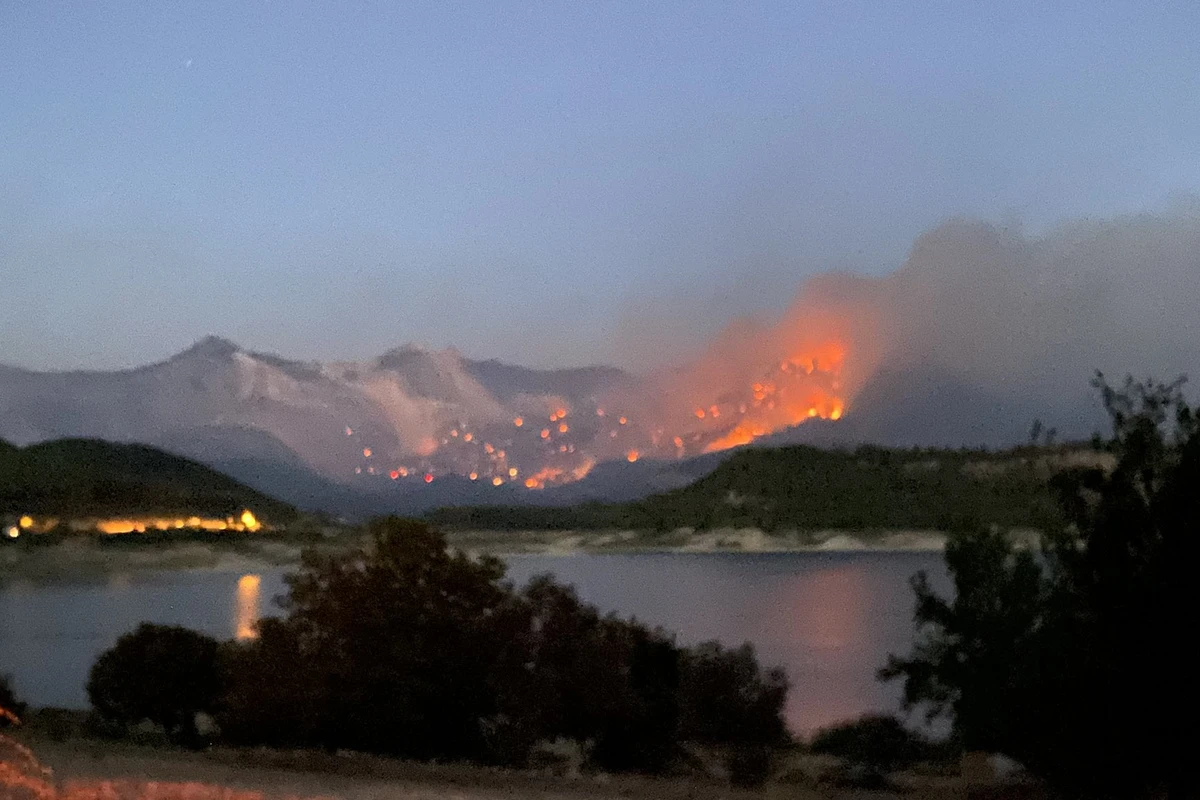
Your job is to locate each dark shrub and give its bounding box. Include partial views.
[810,714,932,775]
[86,623,222,746]
[678,641,789,747]
[216,618,325,748]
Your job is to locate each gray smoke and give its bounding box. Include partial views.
[672,203,1200,446]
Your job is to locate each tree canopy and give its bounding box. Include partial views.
[211,517,790,775]
[882,376,1200,798]
[87,623,223,746]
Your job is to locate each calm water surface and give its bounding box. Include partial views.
[0,552,948,733]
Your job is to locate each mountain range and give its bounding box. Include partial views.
[0,337,1093,518]
[0,338,719,516]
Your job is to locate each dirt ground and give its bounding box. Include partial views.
[3,733,1053,800]
[10,735,764,800]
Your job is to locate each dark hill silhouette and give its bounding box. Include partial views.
[431,443,1084,532]
[0,438,297,522]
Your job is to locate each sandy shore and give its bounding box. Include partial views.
[447,528,951,556]
[0,529,953,584]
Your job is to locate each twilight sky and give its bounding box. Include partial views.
[3,2,1199,372]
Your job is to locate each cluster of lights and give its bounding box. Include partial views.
[3,511,263,538]
[96,510,262,535]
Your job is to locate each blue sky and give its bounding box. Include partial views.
[3,2,1198,371]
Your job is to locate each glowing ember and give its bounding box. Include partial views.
[513,417,524,427]
[492,476,503,486]
[626,450,639,462]
[424,472,434,483]
[362,448,372,458]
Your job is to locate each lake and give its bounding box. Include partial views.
[0,551,949,734]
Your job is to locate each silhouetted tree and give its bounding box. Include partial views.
[215,618,325,748]
[883,375,1200,798]
[87,623,222,746]
[879,526,1047,752]
[493,575,683,773]
[678,641,789,747]
[273,517,511,759]
[174,518,789,774]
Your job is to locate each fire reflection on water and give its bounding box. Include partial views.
[234,575,261,641]
[752,560,881,734]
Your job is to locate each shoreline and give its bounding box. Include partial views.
[0,529,956,584]
[448,528,951,556]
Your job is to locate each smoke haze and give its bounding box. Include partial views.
[651,203,1200,446]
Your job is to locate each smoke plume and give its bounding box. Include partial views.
[652,204,1200,447]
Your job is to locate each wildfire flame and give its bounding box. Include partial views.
[345,337,848,491]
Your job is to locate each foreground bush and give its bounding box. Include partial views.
[122,517,789,775]
[87,623,222,746]
[810,714,936,777]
